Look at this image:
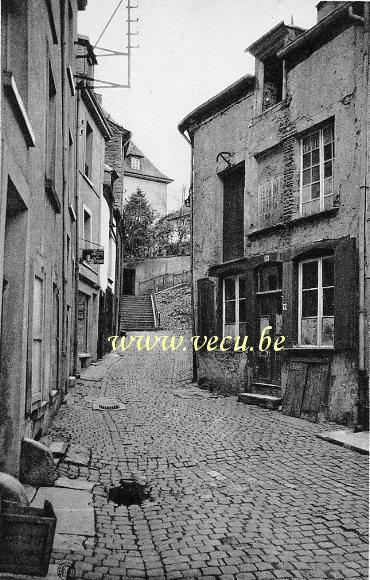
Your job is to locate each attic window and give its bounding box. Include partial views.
[262,55,283,111]
[130,156,141,170]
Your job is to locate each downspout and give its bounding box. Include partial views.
[73,85,81,376]
[348,5,365,24]
[358,2,369,427]
[60,0,67,393]
[180,129,197,382]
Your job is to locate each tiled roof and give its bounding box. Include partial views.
[123,141,173,183]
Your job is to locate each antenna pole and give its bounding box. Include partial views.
[127,0,132,88]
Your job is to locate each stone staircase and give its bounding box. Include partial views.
[238,382,282,410]
[120,295,157,332]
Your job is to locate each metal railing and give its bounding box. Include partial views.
[139,270,191,295]
[150,294,160,328]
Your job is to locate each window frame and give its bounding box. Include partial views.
[31,274,44,403]
[130,156,141,170]
[84,121,93,179]
[298,255,334,348]
[299,122,335,216]
[82,204,92,249]
[223,275,246,336]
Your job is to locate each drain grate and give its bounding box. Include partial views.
[92,398,126,411]
[108,479,150,506]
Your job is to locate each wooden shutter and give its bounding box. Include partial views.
[244,269,256,345]
[282,260,297,347]
[334,237,358,349]
[300,363,330,422]
[197,278,215,337]
[222,165,245,262]
[282,361,308,417]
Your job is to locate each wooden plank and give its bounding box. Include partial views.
[300,363,330,422]
[282,361,308,417]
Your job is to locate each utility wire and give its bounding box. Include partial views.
[94,0,124,47]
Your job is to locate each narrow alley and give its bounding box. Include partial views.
[40,336,368,580]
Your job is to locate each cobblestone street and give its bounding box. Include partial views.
[46,338,368,580]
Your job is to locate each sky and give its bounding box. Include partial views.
[78,0,320,212]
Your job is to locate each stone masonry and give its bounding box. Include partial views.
[37,336,369,580]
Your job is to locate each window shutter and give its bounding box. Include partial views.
[282,260,297,347]
[334,237,358,349]
[197,278,215,337]
[216,279,223,336]
[244,270,256,345]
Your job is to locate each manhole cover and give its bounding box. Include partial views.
[108,480,150,506]
[92,398,125,411]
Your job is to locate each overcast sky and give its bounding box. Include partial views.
[79,0,319,212]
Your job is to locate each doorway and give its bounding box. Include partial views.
[255,263,283,386]
[122,268,135,295]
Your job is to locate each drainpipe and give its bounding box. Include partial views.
[358,2,369,427]
[73,86,81,376]
[179,129,197,382]
[60,0,67,393]
[348,5,365,24]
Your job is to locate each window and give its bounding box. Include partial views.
[257,175,284,229]
[223,276,246,335]
[299,256,334,347]
[46,63,56,180]
[85,121,93,178]
[301,123,334,216]
[222,164,244,262]
[130,156,141,170]
[262,56,283,112]
[83,207,92,248]
[32,276,44,398]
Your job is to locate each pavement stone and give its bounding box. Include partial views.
[39,333,368,580]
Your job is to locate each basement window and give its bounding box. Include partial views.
[262,56,283,112]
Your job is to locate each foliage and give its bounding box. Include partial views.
[122,189,156,261]
[152,213,190,257]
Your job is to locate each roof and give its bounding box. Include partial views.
[178,74,255,136]
[123,141,173,184]
[277,2,359,61]
[246,21,306,59]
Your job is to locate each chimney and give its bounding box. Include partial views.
[316,1,343,22]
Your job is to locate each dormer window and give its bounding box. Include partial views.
[130,156,141,170]
[247,22,306,115]
[262,55,283,111]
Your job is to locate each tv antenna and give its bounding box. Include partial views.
[79,0,139,89]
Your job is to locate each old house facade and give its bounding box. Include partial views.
[75,36,112,370]
[0,0,87,477]
[179,2,369,427]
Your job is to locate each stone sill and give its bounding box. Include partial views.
[248,207,339,239]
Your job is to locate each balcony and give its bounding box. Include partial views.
[257,175,284,230]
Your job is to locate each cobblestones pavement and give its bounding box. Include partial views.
[46,337,368,580]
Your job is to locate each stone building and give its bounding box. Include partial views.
[179,2,369,427]
[123,141,173,217]
[0,0,87,477]
[75,36,112,370]
[103,116,132,338]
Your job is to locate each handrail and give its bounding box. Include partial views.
[150,293,160,328]
[138,270,191,295]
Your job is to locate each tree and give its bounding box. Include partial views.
[122,189,156,261]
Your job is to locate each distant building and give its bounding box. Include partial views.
[123,141,173,217]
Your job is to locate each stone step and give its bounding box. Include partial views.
[238,392,282,410]
[252,382,282,398]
